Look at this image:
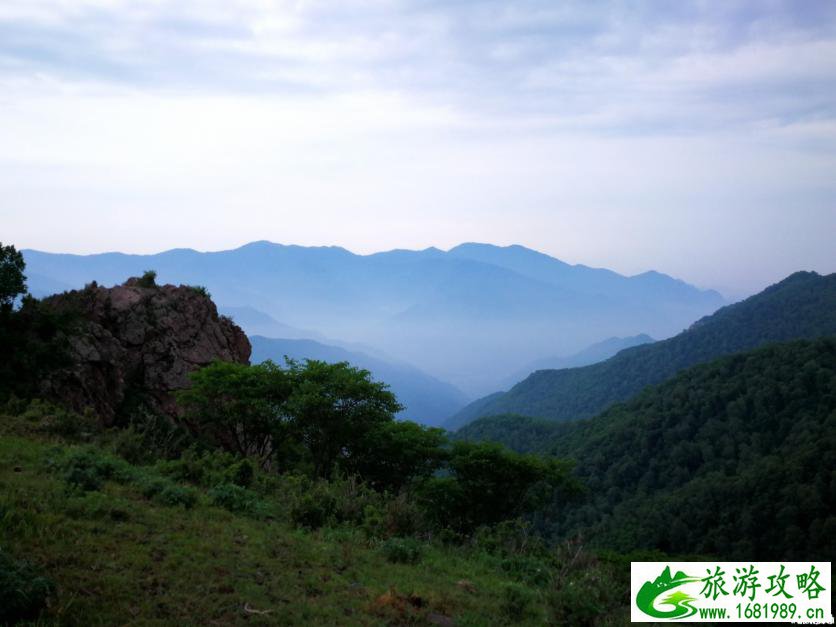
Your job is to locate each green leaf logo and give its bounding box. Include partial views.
[636,566,701,620]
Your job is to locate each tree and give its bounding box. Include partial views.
[347,420,448,492]
[284,359,402,478]
[418,441,576,532]
[177,360,291,469]
[0,243,26,310]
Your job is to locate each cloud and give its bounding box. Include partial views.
[0,0,834,296]
[0,0,834,132]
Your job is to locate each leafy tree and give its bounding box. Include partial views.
[0,296,75,401]
[419,441,576,532]
[347,420,448,492]
[0,242,26,310]
[284,359,402,478]
[136,270,157,288]
[177,360,291,469]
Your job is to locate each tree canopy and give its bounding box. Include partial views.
[0,242,26,310]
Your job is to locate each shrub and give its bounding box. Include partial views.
[139,478,199,509]
[546,544,629,626]
[384,493,424,537]
[0,550,55,623]
[110,410,194,464]
[208,482,258,514]
[189,285,211,298]
[501,583,537,621]
[59,449,134,491]
[155,448,249,488]
[381,537,423,565]
[136,270,157,288]
[1,399,99,440]
[290,487,336,529]
[64,491,132,521]
[227,458,254,488]
[499,555,552,587]
[472,519,547,558]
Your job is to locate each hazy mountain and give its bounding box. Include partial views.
[498,334,654,390]
[219,306,322,341]
[249,335,469,427]
[22,241,724,395]
[447,271,836,428]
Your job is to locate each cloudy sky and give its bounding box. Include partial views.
[1,0,834,297]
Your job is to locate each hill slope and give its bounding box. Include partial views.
[448,271,836,428]
[498,334,654,391]
[544,337,836,559]
[22,242,723,395]
[249,336,468,427]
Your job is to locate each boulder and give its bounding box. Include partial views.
[39,278,251,423]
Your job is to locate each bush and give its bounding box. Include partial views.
[139,478,199,509]
[208,482,258,514]
[291,486,336,529]
[0,550,55,623]
[546,544,629,626]
[381,537,423,564]
[59,449,134,492]
[0,399,99,440]
[189,285,211,298]
[110,410,194,464]
[227,458,254,488]
[136,270,157,288]
[64,491,131,521]
[501,583,537,621]
[155,448,253,489]
[381,493,425,538]
[472,519,545,557]
[499,555,552,587]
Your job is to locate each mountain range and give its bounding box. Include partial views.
[447,270,836,429]
[22,241,724,395]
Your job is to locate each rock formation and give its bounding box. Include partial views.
[39,277,251,424]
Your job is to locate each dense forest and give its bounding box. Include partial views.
[454,414,563,454]
[448,270,836,428]
[540,338,836,559]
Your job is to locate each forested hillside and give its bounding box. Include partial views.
[448,271,836,428]
[541,337,836,559]
[454,415,562,454]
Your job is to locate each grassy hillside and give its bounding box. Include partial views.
[448,271,836,428]
[0,411,632,626]
[541,337,836,559]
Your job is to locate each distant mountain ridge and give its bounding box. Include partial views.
[22,241,725,395]
[249,336,468,427]
[447,271,836,429]
[498,334,655,390]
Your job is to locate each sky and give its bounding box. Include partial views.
[1,0,835,299]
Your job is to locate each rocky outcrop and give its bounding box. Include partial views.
[39,278,251,424]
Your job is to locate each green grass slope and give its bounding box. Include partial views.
[448,271,836,428]
[0,413,633,626]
